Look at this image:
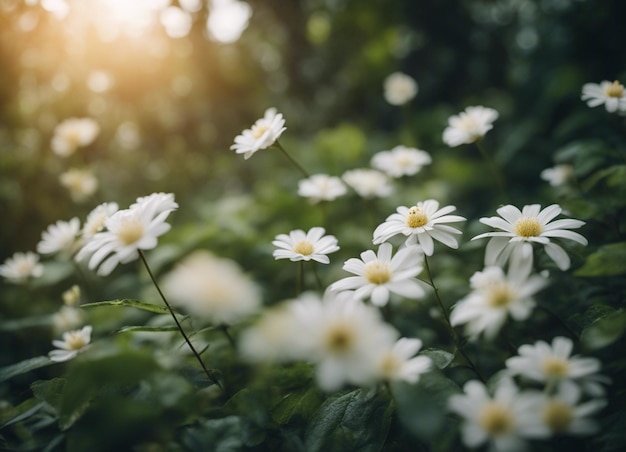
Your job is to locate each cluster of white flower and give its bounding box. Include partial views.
[0,251,44,284]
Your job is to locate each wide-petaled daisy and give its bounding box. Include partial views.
[37,218,82,256]
[372,199,466,255]
[375,337,431,384]
[383,72,418,106]
[51,117,100,157]
[230,107,286,160]
[443,106,499,147]
[371,145,432,178]
[75,193,178,276]
[342,168,393,199]
[272,227,339,264]
[297,174,347,203]
[0,251,44,284]
[49,325,92,362]
[472,204,587,271]
[450,253,548,339]
[448,379,548,451]
[329,242,425,306]
[540,164,574,187]
[581,80,626,113]
[505,336,607,395]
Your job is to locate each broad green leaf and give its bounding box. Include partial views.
[575,243,626,277]
[0,356,54,383]
[81,299,172,315]
[180,416,244,452]
[0,399,43,429]
[420,348,455,369]
[272,386,324,426]
[304,388,393,452]
[116,325,178,334]
[31,378,66,414]
[581,309,626,350]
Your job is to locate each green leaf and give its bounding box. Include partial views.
[31,378,66,414]
[0,315,51,331]
[272,386,324,426]
[304,388,393,452]
[420,348,455,369]
[116,325,179,334]
[0,399,43,429]
[0,356,54,383]
[581,309,626,350]
[81,299,172,315]
[180,417,244,452]
[575,242,626,277]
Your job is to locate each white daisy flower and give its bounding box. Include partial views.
[49,325,92,362]
[297,174,347,203]
[505,337,607,395]
[230,107,286,160]
[52,306,85,335]
[59,168,98,202]
[448,379,548,451]
[75,194,178,276]
[443,106,499,147]
[51,117,100,157]
[130,192,178,215]
[0,251,44,284]
[450,253,548,340]
[329,242,426,307]
[82,202,119,240]
[540,164,574,187]
[375,337,431,384]
[272,227,339,264]
[383,72,418,106]
[371,145,432,178]
[372,199,466,255]
[37,218,82,257]
[581,80,626,113]
[162,250,261,325]
[472,204,588,271]
[342,168,393,199]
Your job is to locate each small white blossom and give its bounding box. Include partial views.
[49,325,92,362]
[329,242,426,307]
[371,145,432,178]
[443,106,499,147]
[342,168,393,199]
[82,202,119,240]
[37,218,82,257]
[472,204,587,271]
[52,306,85,335]
[383,72,418,106]
[373,199,466,255]
[230,107,286,160]
[59,168,98,202]
[581,80,626,113]
[375,338,431,384]
[51,118,100,157]
[0,251,44,284]
[540,164,574,187]
[272,227,339,264]
[62,285,81,305]
[298,174,347,203]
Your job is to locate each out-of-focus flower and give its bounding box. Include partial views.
[373,199,465,255]
[371,145,432,178]
[450,253,548,340]
[51,118,99,157]
[0,251,44,284]
[49,325,92,362]
[52,306,85,335]
[448,379,547,451]
[342,169,393,199]
[75,193,177,276]
[59,168,98,202]
[230,108,286,160]
[82,202,119,240]
[298,174,347,203]
[541,164,574,187]
[162,250,261,325]
[443,106,498,147]
[472,204,587,271]
[581,80,626,113]
[37,218,81,257]
[272,227,339,264]
[62,284,81,306]
[330,243,425,307]
[206,0,252,43]
[383,72,418,106]
[375,338,431,384]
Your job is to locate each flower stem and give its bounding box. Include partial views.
[274,140,310,178]
[312,264,324,291]
[475,140,506,196]
[138,250,224,391]
[297,260,303,296]
[424,255,486,383]
[219,324,237,349]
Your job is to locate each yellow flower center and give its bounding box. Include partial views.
[64,129,83,148]
[514,217,542,237]
[405,206,429,228]
[17,260,35,275]
[542,357,570,378]
[604,80,625,98]
[293,240,314,256]
[487,284,514,307]
[325,323,354,353]
[251,124,269,140]
[117,219,144,246]
[479,402,515,436]
[543,400,573,433]
[365,261,391,285]
[65,331,88,350]
[380,353,401,378]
